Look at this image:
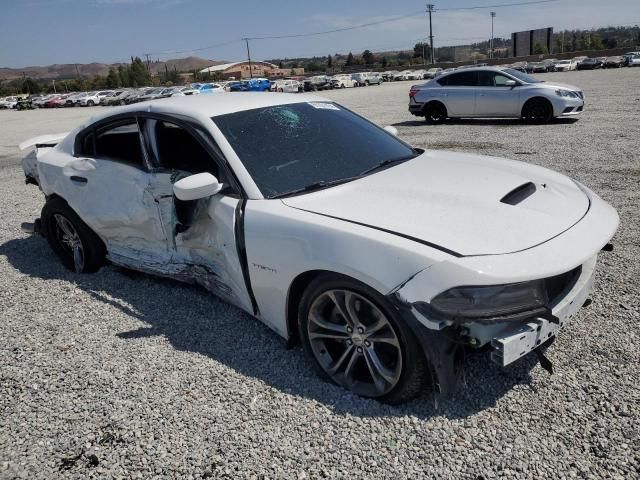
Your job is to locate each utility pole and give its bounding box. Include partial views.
[490,12,496,60]
[52,79,56,93]
[427,4,435,65]
[144,53,151,72]
[561,30,565,53]
[244,38,253,79]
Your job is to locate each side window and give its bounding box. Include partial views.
[443,72,476,86]
[494,74,512,86]
[153,120,219,177]
[94,119,144,167]
[476,71,495,87]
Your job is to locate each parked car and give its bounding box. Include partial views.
[393,70,413,81]
[104,90,136,106]
[510,62,528,72]
[604,56,625,68]
[16,97,35,110]
[380,71,398,82]
[79,91,113,106]
[576,58,602,70]
[409,66,585,123]
[424,68,443,79]
[229,78,271,92]
[0,96,20,109]
[622,51,640,66]
[271,79,303,93]
[330,75,356,89]
[167,86,200,97]
[630,54,640,67]
[196,83,225,94]
[530,62,548,73]
[44,94,73,108]
[18,93,618,403]
[541,59,558,72]
[134,88,167,103]
[554,59,577,72]
[352,72,381,86]
[32,94,58,108]
[303,76,333,91]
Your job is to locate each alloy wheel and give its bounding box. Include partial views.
[53,213,85,273]
[307,289,403,397]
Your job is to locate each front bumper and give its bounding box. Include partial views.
[490,254,596,366]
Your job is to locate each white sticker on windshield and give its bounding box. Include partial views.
[308,102,340,110]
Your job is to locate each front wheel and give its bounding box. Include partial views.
[298,275,429,404]
[42,198,105,273]
[521,98,553,124]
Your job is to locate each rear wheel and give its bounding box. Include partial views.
[522,98,553,123]
[87,100,95,106]
[42,198,105,273]
[423,102,447,124]
[298,274,429,404]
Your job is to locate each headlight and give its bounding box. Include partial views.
[428,281,548,320]
[556,89,576,98]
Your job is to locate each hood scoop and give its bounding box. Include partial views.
[500,182,537,205]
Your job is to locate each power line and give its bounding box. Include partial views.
[436,0,562,11]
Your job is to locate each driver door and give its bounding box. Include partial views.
[139,115,253,312]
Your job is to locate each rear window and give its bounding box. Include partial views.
[439,71,476,86]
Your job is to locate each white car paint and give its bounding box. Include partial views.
[19,93,618,397]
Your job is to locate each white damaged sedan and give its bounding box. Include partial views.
[19,93,618,403]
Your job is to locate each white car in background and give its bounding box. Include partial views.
[18,93,617,404]
[630,54,640,67]
[393,70,413,81]
[330,75,356,88]
[0,96,19,109]
[554,59,577,72]
[271,79,302,92]
[424,68,443,79]
[79,91,113,106]
[169,86,200,96]
[352,72,381,86]
[407,70,426,80]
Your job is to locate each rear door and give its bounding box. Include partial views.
[474,71,521,116]
[438,71,476,116]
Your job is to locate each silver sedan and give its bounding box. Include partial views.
[408,67,584,123]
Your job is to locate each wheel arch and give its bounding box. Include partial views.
[521,95,553,116]
[423,99,447,114]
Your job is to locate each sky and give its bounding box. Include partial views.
[1,0,639,68]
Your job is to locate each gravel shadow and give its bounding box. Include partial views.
[1,235,541,419]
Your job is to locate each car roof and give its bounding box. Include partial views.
[84,92,331,124]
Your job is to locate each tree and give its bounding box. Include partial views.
[590,34,603,50]
[22,77,41,94]
[327,54,333,68]
[413,42,428,59]
[533,42,548,54]
[106,68,121,88]
[381,56,388,68]
[362,50,375,65]
[345,52,354,67]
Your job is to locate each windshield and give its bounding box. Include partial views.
[213,102,418,198]
[556,60,570,64]
[502,68,542,83]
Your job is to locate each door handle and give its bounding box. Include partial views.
[70,176,88,183]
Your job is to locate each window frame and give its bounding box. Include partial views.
[74,112,245,198]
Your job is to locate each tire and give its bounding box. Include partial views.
[521,98,553,124]
[364,80,370,86]
[297,274,429,404]
[41,197,106,273]
[423,102,447,124]
[87,100,95,106]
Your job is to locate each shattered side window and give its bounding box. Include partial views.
[213,102,415,198]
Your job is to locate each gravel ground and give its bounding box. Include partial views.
[1,69,639,479]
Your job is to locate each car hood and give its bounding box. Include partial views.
[281,151,589,257]
[537,81,580,91]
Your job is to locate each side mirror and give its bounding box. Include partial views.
[504,79,517,88]
[173,172,223,201]
[173,173,223,232]
[383,125,399,136]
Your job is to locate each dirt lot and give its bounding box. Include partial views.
[1,69,639,479]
